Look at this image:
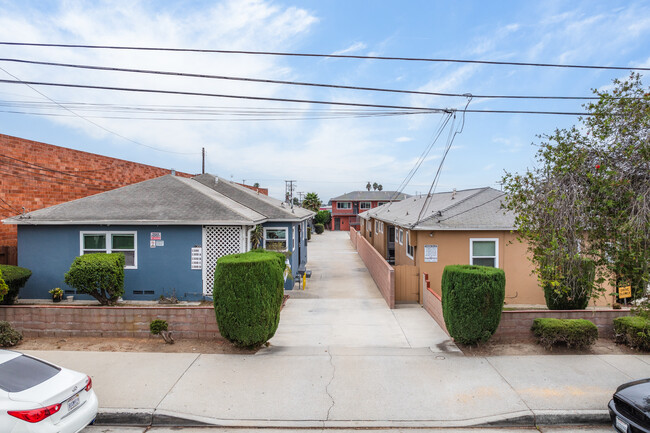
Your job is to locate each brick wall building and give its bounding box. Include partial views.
[0,134,196,264]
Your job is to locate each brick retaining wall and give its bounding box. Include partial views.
[354,231,395,308]
[0,305,220,339]
[349,227,358,249]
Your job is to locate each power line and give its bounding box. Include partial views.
[1,42,648,71]
[0,58,609,100]
[0,79,591,116]
[0,66,200,155]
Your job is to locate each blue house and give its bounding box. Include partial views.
[3,174,313,301]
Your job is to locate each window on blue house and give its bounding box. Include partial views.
[81,231,137,268]
[264,228,288,252]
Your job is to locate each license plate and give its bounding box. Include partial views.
[615,416,629,433]
[67,393,80,412]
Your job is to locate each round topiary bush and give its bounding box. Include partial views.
[213,250,284,347]
[441,265,506,345]
[0,265,31,305]
[314,223,325,234]
[543,258,595,310]
[149,319,169,335]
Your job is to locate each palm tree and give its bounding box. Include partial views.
[302,192,322,212]
[366,182,371,191]
[372,182,379,191]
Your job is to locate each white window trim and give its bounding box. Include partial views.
[469,238,499,268]
[406,231,414,259]
[80,231,138,269]
[399,229,404,245]
[337,202,352,209]
[264,227,289,252]
[292,226,296,251]
[360,201,371,210]
[375,220,379,234]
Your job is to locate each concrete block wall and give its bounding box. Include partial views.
[493,309,630,341]
[355,232,395,308]
[0,305,220,339]
[0,134,193,249]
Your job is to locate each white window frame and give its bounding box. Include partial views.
[80,231,138,269]
[375,220,379,234]
[406,231,414,259]
[360,201,371,210]
[377,202,388,206]
[293,226,296,251]
[264,227,289,252]
[469,238,499,268]
[337,202,351,209]
[399,229,404,245]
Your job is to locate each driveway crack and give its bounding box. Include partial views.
[324,347,336,424]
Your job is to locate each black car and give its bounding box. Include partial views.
[609,378,650,433]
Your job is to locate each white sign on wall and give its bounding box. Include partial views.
[191,247,202,270]
[424,244,438,263]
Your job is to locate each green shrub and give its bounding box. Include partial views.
[314,210,331,226]
[64,253,125,305]
[542,258,595,310]
[531,318,598,349]
[314,223,325,234]
[0,321,22,347]
[213,250,284,347]
[149,319,169,335]
[0,265,31,304]
[613,316,650,351]
[441,265,505,345]
[307,227,312,240]
[0,272,8,304]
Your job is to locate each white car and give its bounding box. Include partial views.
[0,350,98,433]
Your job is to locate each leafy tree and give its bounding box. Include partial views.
[503,74,650,308]
[366,182,371,191]
[372,182,379,191]
[253,182,260,188]
[302,192,322,212]
[377,184,383,191]
[292,197,300,206]
[314,210,331,226]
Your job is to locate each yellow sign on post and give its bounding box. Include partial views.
[618,286,632,299]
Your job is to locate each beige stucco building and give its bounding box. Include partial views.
[358,187,611,307]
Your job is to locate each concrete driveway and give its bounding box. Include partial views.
[269,230,458,351]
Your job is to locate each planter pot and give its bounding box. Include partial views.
[52,296,63,303]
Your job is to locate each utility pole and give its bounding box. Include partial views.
[201,147,205,174]
[297,192,305,204]
[285,180,296,205]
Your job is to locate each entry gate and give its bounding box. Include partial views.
[394,265,419,302]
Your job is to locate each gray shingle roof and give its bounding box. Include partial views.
[3,174,312,225]
[363,187,514,231]
[193,174,313,221]
[330,191,410,201]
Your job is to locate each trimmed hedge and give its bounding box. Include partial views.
[314,223,325,234]
[0,265,32,305]
[0,271,8,304]
[213,250,284,347]
[613,316,650,351]
[531,318,598,349]
[542,258,595,310]
[441,265,505,345]
[64,253,125,305]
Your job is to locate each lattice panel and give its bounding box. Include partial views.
[204,226,242,295]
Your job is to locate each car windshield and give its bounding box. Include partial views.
[0,354,61,392]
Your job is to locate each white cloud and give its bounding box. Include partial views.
[395,136,412,142]
[331,42,367,56]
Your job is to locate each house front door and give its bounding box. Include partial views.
[334,218,340,230]
[202,225,244,296]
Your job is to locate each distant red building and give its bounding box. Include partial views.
[329,191,410,231]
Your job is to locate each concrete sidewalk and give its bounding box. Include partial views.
[21,232,650,428]
[25,349,649,428]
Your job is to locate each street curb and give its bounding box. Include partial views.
[93,408,610,428]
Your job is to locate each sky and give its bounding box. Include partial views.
[0,0,649,202]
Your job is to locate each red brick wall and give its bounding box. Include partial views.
[0,134,194,250]
[353,229,395,308]
[422,275,449,334]
[0,305,220,339]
